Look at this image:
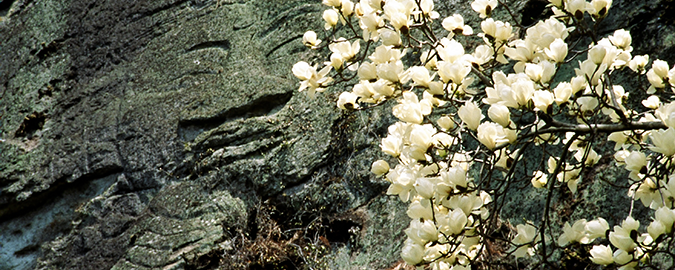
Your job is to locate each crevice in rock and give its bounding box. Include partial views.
[520,0,552,27]
[0,0,15,17]
[178,91,292,142]
[265,34,302,58]
[14,112,47,138]
[0,167,122,221]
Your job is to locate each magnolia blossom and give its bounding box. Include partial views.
[371,160,390,176]
[650,127,675,156]
[401,239,425,265]
[590,0,612,18]
[531,170,547,188]
[585,218,610,241]
[609,216,639,252]
[323,9,339,29]
[629,54,649,74]
[488,104,511,127]
[437,38,466,63]
[437,116,455,131]
[292,61,333,97]
[302,31,321,48]
[383,0,413,32]
[337,91,360,110]
[458,101,483,130]
[533,90,554,112]
[554,82,573,104]
[589,245,614,265]
[642,95,660,109]
[558,219,587,246]
[442,14,473,37]
[513,223,537,258]
[655,101,675,128]
[437,60,471,84]
[477,122,509,149]
[406,219,438,243]
[566,0,588,19]
[329,38,360,68]
[437,208,468,235]
[480,18,512,43]
[379,28,401,46]
[545,38,568,63]
[359,10,384,40]
[609,29,631,51]
[471,0,498,18]
[393,91,432,124]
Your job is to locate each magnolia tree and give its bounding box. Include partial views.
[292,0,675,268]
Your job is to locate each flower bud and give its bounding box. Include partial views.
[589,45,607,65]
[371,160,390,176]
[437,116,455,131]
[488,104,510,127]
[323,9,339,29]
[458,101,483,130]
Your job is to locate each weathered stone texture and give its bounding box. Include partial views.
[1,0,675,269]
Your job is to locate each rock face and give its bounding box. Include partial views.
[0,0,674,269]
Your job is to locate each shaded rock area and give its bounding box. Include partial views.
[0,0,674,269]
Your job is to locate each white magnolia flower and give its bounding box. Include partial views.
[565,0,589,19]
[437,208,468,235]
[393,91,432,124]
[471,0,498,18]
[588,45,607,65]
[458,101,483,130]
[477,122,509,150]
[642,95,660,109]
[371,160,390,176]
[650,127,675,156]
[442,14,473,37]
[405,218,438,243]
[437,60,471,84]
[512,223,538,258]
[302,31,321,48]
[589,0,612,18]
[480,18,512,42]
[558,219,587,246]
[329,38,360,68]
[488,104,511,127]
[323,9,339,29]
[292,61,333,97]
[401,239,424,265]
[585,218,610,241]
[379,28,401,46]
[589,245,614,265]
[554,82,573,105]
[533,90,554,112]
[359,10,384,40]
[437,115,455,131]
[609,216,639,252]
[545,38,568,63]
[531,170,548,188]
[629,54,649,74]
[609,29,631,51]
[337,91,360,110]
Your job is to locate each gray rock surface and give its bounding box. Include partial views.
[1,0,674,269]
